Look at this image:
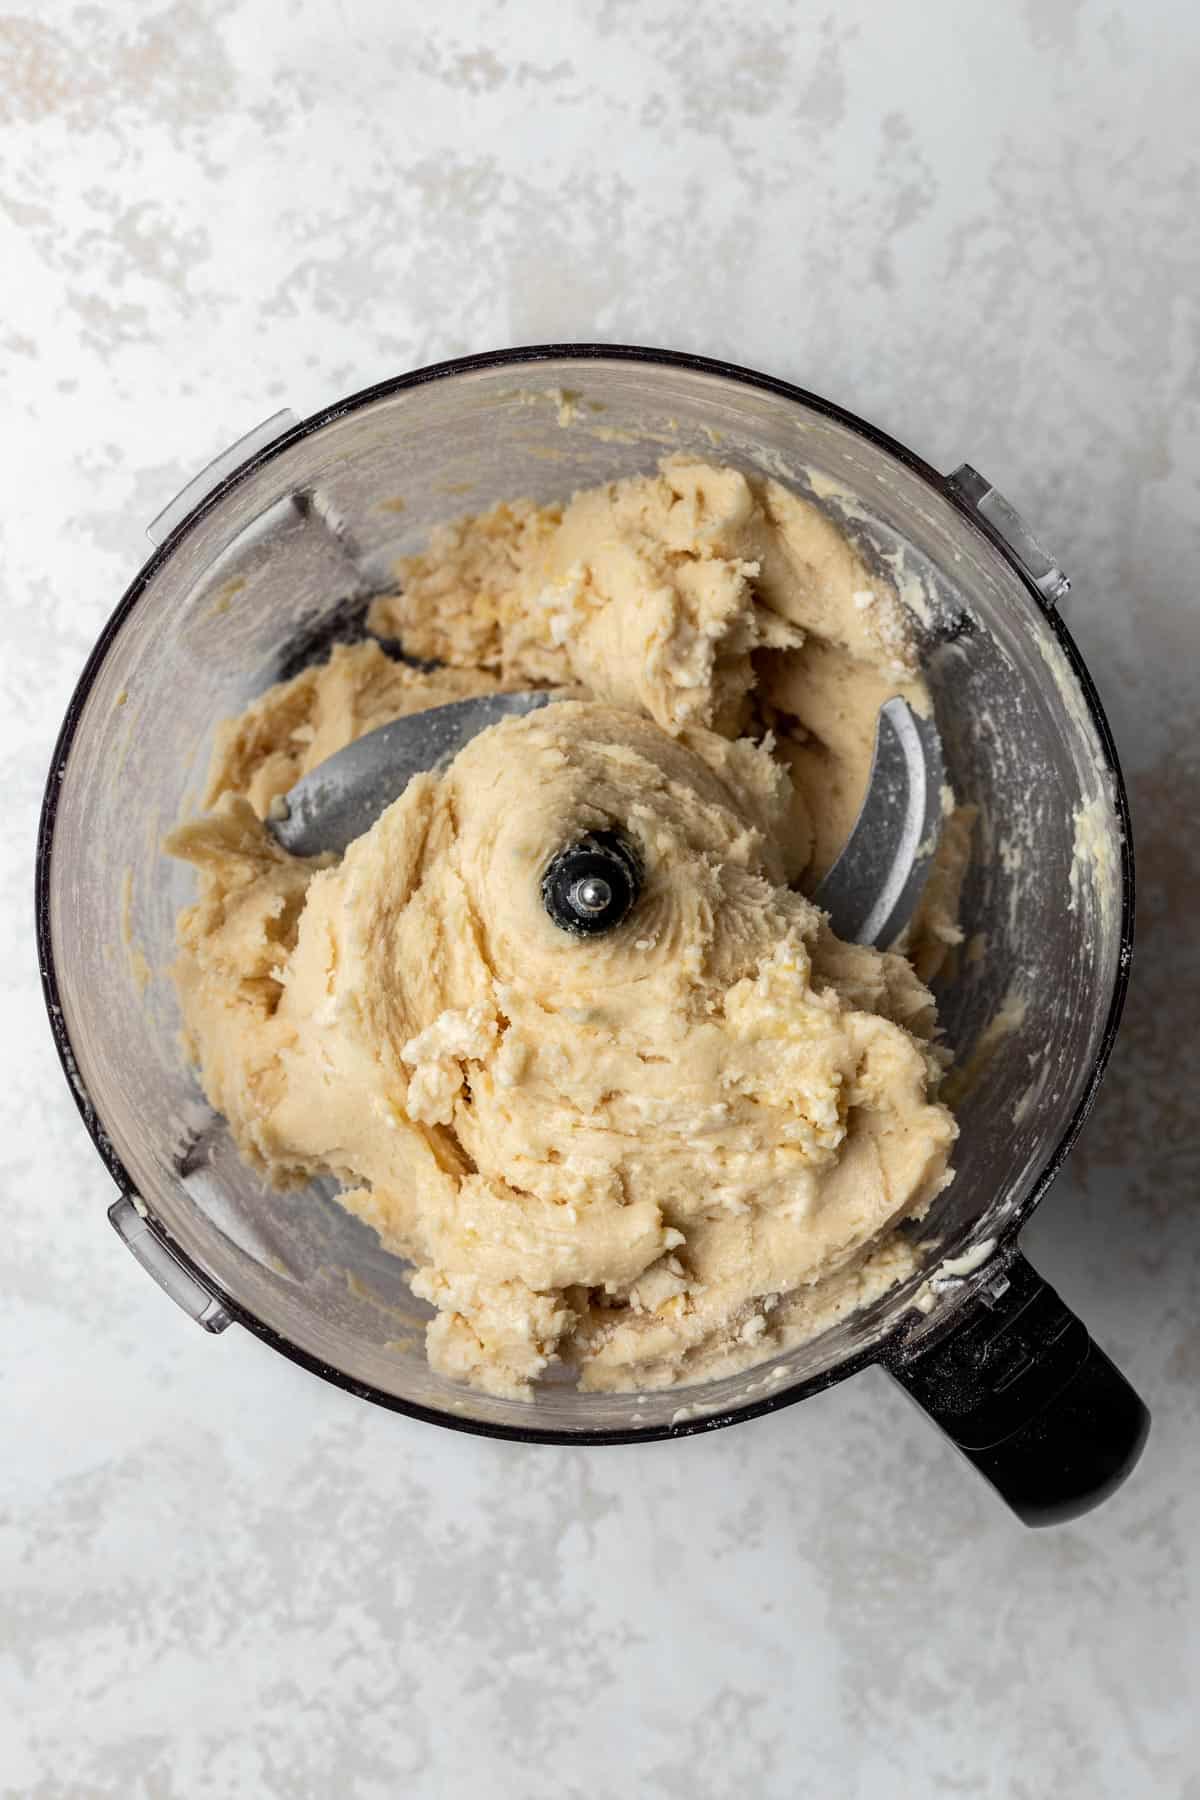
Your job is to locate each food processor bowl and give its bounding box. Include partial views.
[37,347,1147,1525]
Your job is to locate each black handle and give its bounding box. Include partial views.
[888,1250,1149,1528]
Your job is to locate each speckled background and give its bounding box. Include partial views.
[4,2,1199,1794]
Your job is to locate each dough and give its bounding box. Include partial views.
[168,457,960,1398]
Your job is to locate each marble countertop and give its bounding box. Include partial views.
[3,2,1198,1793]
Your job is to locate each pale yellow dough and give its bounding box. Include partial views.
[168,457,960,1398]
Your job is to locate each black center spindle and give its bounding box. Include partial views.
[541,831,642,936]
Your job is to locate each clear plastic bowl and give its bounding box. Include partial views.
[37,348,1136,1491]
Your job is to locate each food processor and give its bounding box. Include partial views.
[36,346,1149,1527]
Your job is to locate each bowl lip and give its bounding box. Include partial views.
[35,340,1136,1447]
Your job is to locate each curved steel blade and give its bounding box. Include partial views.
[811,697,945,948]
[269,690,552,857]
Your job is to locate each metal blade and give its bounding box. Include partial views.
[811,697,945,948]
[268,690,552,857]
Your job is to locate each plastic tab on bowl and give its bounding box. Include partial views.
[147,409,299,548]
[108,1193,233,1332]
[946,463,1071,606]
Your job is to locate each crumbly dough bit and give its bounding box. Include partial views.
[366,497,563,671]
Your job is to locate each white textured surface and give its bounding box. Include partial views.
[3,2,1199,1794]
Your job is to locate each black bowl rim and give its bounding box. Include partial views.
[34,341,1136,1446]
